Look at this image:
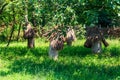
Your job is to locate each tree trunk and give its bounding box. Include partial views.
[27,38,35,48]
[6,25,14,47]
[0,3,8,14]
[66,40,72,46]
[6,4,15,47]
[91,41,102,53]
[24,0,35,48]
[16,23,21,41]
[102,38,109,47]
[49,44,58,60]
[66,29,76,46]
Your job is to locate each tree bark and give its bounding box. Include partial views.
[49,42,58,60]
[91,41,102,53]
[66,29,76,46]
[23,0,35,48]
[6,4,15,47]
[16,23,21,41]
[102,38,109,47]
[27,38,35,48]
[6,25,14,47]
[23,24,35,48]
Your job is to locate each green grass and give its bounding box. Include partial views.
[0,39,120,80]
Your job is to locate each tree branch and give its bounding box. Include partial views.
[0,3,8,14]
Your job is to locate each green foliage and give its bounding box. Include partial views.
[1,0,119,26]
[0,0,120,41]
[0,39,120,80]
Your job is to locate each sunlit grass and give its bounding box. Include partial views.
[0,39,120,80]
[0,38,49,48]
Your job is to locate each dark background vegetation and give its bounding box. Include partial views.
[0,0,120,42]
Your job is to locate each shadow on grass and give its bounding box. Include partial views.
[0,47,48,58]
[60,45,92,57]
[0,42,120,58]
[0,57,120,80]
[60,45,120,57]
[0,45,92,59]
[0,45,120,80]
[109,47,120,56]
[102,46,120,57]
